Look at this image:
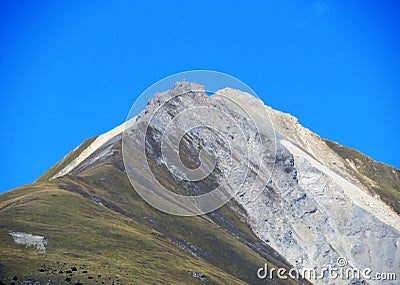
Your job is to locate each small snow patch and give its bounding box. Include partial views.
[9,231,47,253]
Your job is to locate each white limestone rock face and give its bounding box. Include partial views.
[249,141,400,284]
[132,83,399,284]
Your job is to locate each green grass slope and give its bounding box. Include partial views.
[325,140,400,214]
[0,182,245,284]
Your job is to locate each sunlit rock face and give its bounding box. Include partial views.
[132,83,400,284]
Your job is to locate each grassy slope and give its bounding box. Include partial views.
[0,182,245,285]
[0,159,306,284]
[325,140,400,214]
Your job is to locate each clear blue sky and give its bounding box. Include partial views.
[1,1,399,192]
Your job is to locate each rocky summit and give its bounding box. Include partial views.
[1,82,399,285]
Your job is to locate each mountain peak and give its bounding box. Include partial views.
[173,81,205,92]
[4,82,400,284]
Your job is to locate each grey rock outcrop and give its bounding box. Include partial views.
[9,231,47,253]
[128,82,400,284]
